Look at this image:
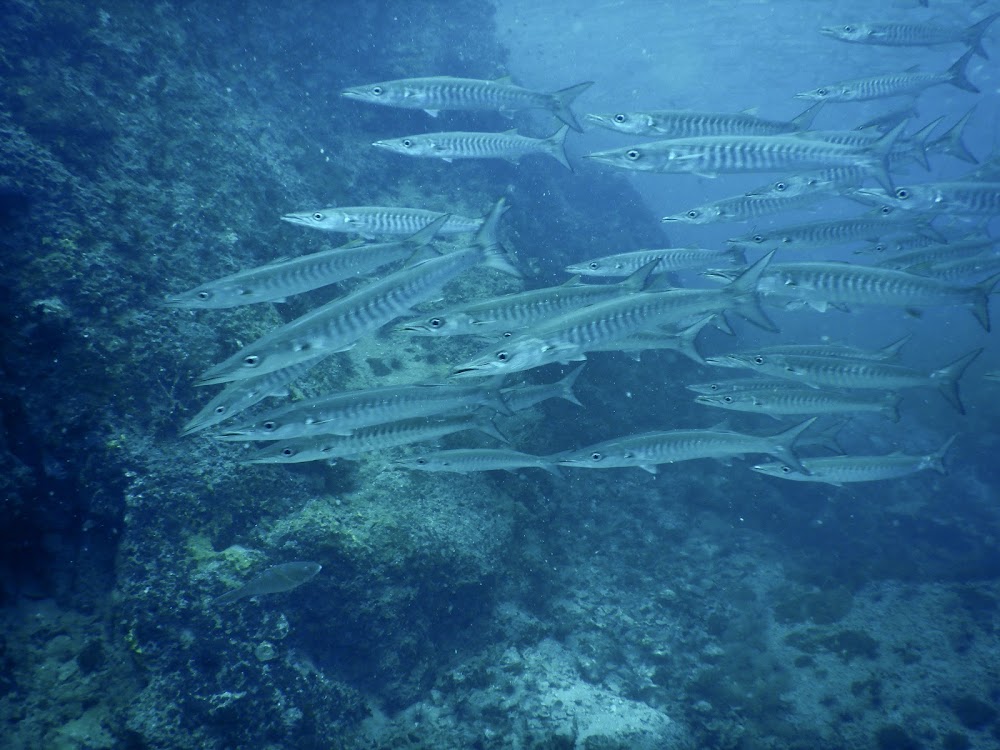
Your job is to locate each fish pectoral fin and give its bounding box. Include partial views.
[639,464,658,475]
[424,109,440,117]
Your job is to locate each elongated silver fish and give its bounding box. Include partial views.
[584,315,715,365]
[280,205,482,237]
[373,126,571,169]
[566,247,744,276]
[451,252,777,378]
[401,262,656,338]
[747,335,910,362]
[727,214,935,252]
[215,561,321,606]
[181,359,321,436]
[552,418,816,475]
[166,217,447,309]
[341,75,593,131]
[796,49,978,102]
[583,102,823,138]
[820,14,1000,58]
[585,123,905,192]
[880,182,1000,216]
[752,436,956,486]
[661,189,828,225]
[686,378,808,396]
[709,349,982,414]
[695,387,902,421]
[196,199,518,386]
[874,236,997,272]
[745,169,867,198]
[501,365,586,411]
[244,416,504,464]
[704,261,999,330]
[395,448,561,476]
[917,253,1000,284]
[216,380,510,442]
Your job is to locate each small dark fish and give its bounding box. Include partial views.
[214,561,321,606]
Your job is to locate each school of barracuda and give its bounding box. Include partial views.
[168,10,1000,486]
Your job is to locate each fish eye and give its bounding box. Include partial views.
[262,420,277,431]
[502,331,513,338]
[623,451,634,459]
[281,447,295,457]
[496,351,509,362]
[879,205,893,215]
[312,212,324,221]
[687,210,699,219]
[197,291,211,300]
[614,113,626,123]
[590,452,603,461]
[816,88,828,96]
[709,384,719,391]
[402,139,413,147]
[752,234,765,243]
[843,25,854,32]
[214,406,226,415]
[895,188,909,200]
[723,396,734,403]
[753,356,764,365]
[774,181,787,192]
[781,465,791,474]
[430,318,443,328]
[589,262,600,270]
[372,86,383,95]
[243,355,261,368]
[416,458,427,465]
[626,150,641,160]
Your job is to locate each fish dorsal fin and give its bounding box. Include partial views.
[561,275,584,286]
[739,106,760,116]
[493,75,514,85]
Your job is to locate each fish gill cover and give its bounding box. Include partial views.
[1,1,999,749]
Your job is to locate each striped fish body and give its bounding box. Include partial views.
[281,206,481,236]
[341,76,592,131]
[876,237,997,271]
[820,15,999,57]
[663,191,827,224]
[695,388,900,420]
[920,254,1000,284]
[584,109,806,138]
[244,417,498,464]
[686,378,806,395]
[373,127,570,169]
[217,382,507,442]
[394,448,559,475]
[898,182,1000,216]
[752,447,950,485]
[722,354,931,391]
[729,216,921,252]
[566,247,742,276]
[747,169,867,198]
[196,245,491,385]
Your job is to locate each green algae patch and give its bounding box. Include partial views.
[784,627,879,663]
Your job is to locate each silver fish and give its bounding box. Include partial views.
[552,419,817,475]
[819,14,1000,58]
[727,214,935,252]
[795,49,978,102]
[874,236,997,272]
[165,217,447,309]
[695,387,902,422]
[394,448,562,476]
[280,205,482,237]
[501,365,586,411]
[196,199,518,386]
[661,189,829,225]
[583,102,823,138]
[373,126,571,169]
[751,436,956,486]
[566,247,744,276]
[215,561,321,606]
[244,416,504,465]
[686,378,809,396]
[709,349,982,414]
[341,75,593,131]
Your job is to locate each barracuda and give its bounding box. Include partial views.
[752,436,957,486]
[565,247,744,276]
[661,189,828,225]
[583,101,822,138]
[244,416,506,465]
[695,387,902,421]
[686,378,809,396]
[727,214,935,252]
[710,349,982,414]
[875,236,998,272]
[281,205,482,237]
[886,182,1000,216]
[373,126,571,169]
[796,49,978,102]
[215,380,510,442]
[501,365,586,412]
[551,418,817,475]
[394,448,561,476]
[745,169,867,198]
[704,261,1000,330]
[401,262,657,338]
[196,199,519,386]
[450,252,776,378]
[585,122,906,192]
[165,217,447,309]
[820,14,1000,58]
[341,75,593,131]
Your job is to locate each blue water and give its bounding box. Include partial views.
[2,1,1000,749]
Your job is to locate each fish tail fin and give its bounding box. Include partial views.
[790,100,824,130]
[965,11,1000,59]
[928,434,957,474]
[907,115,942,171]
[472,418,509,443]
[545,124,573,171]
[864,120,908,193]
[475,198,521,278]
[555,363,586,407]
[969,271,1000,331]
[672,316,714,365]
[549,81,594,132]
[929,105,979,164]
[766,417,818,475]
[947,48,979,93]
[724,250,778,332]
[931,347,982,414]
[878,333,911,361]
